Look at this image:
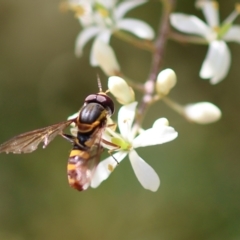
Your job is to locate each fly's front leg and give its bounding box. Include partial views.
[60,133,76,144]
[101,138,121,165]
[60,133,86,149]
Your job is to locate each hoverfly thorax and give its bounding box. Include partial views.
[76,92,114,129]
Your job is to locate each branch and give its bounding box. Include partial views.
[135,0,177,127]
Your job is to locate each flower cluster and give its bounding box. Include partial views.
[68,70,221,191]
[64,0,154,75]
[170,0,240,84]
[64,0,231,192]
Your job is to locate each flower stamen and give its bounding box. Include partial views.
[71,5,86,18]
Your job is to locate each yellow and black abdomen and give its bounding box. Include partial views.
[67,149,91,191]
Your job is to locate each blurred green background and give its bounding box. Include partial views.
[0,0,240,239]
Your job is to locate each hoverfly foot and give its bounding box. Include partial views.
[108,151,119,165]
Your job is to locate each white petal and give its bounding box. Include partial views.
[67,111,79,120]
[101,129,114,148]
[91,39,120,75]
[77,1,94,27]
[70,127,78,137]
[118,102,138,140]
[75,26,100,57]
[223,25,240,43]
[96,29,112,43]
[90,151,127,188]
[200,1,219,28]
[114,0,147,20]
[200,40,231,84]
[170,13,211,38]
[116,18,155,40]
[129,150,160,192]
[133,126,178,148]
[184,102,222,124]
[96,0,117,9]
[67,111,79,136]
[90,30,112,66]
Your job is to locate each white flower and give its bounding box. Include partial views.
[184,102,221,124]
[170,1,240,84]
[91,102,178,192]
[74,0,155,65]
[108,76,135,104]
[156,68,177,95]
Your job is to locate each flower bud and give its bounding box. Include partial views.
[184,102,221,124]
[153,118,169,128]
[108,76,135,105]
[91,39,120,76]
[156,68,177,95]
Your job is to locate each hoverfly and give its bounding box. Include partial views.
[0,81,115,191]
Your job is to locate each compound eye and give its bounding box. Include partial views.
[96,94,114,115]
[84,94,97,103]
[84,93,114,115]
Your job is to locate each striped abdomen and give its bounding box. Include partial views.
[67,149,92,191]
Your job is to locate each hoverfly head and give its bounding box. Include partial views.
[83,76,115,116]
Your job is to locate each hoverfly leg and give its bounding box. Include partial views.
[106,123,117,131]
[60,134,75,144]
[108,150,120,165]
[101,138,120,165]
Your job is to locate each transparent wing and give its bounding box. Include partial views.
[0,119,76,154]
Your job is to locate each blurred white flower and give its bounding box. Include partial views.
[74,0,155,65]
[92,39,120,76]
[184,102,222,124]
[91,102,178,192]
[170,1,240,84]
[156,68,177,95]
[108,76,135,104]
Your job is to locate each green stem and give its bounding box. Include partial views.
[113,31,155,52]
[162,97,185,115]
[169,31,208,45]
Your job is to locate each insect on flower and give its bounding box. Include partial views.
[0,79,116,191]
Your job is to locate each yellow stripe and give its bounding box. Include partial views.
[67,164,76,171]
[69,149,82,157]
[69,149,90,160]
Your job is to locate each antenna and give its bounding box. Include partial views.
[97,74,103,92]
